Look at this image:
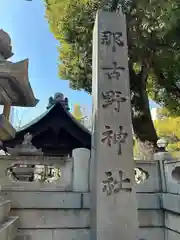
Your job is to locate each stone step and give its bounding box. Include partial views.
[0,216,19,240]
[0,200,11,224]
[10,209,90,229]
[15,229,90,240]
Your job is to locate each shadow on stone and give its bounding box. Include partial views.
[172,166,180,183]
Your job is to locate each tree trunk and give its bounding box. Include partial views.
[129,64,158,148]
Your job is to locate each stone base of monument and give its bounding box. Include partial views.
[0,199,19,240]
[0,115,16,141]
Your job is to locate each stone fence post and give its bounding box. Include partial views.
[72,148,90,192]
[153,151,173,193]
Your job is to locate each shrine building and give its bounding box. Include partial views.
[3,93,91,156]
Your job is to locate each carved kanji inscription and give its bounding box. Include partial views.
[101,125,128,155]
[102,90,127,112]
[102,170,132,196]
[101,62,125,80]
[100,31,124,52]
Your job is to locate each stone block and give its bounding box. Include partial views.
[10,209,90,229]
[53,229,90,240]
[16,229,90,240]
[83,193,161,209]
[164,160,180,194]
[138,228,164,240]
[15,229,53,240]
[135,161,161,193]
[162,193,180,213]
[137,193,161,209]
[165,211,180,234]
[2,191,82,209]
[138,210,163,227]
[0,216,19,240]
[82,193,90,209]
[0,200,11,224]
[165,229,180,240]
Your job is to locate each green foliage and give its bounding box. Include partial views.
[156,107,171,119]
[44,0,180,115]
[133,138,155,160]
[133,137,139,157]
[154,110,180,156]
[45,0,100,93]
[134,113,180,158]
[72,104,84,121]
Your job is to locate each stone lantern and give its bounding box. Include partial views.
[157,138,168,152]
[154,138,172,161]
[0,29,38,140]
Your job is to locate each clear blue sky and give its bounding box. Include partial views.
[0,0,158,127]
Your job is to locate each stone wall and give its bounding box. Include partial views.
[0,149,180,239]
[135,160,164,240]
[135,159,180,240]
[0,149,91,240]
[162,160,180,239]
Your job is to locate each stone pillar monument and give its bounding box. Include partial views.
[91,10,139,240]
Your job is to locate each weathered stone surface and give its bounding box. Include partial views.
[137,193,161,209]
[165,229,180,240]
[82,193,90,209]
[0,200,11,225]
[10,209,90,229]
[135,161,161,193]
[72,148,90,192]
[164,160,180,194]
[138,228,164,240]
[91,10,138,240]
[0,29,13,59]
[165,211,180,234]
[15,229,53,240]
[83,193,162,227]
[162,193,180,213]
[0,156,73,191]
[7,133,43,156]
[1,191,82,209]
[138,210,163,227]
[53,229,90,240]
[0,114,16,140]
[0,216,19,240]
[16,229,90,240]
[0,59,38,107]
[154,152,172,161]
[83,193,161,209]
